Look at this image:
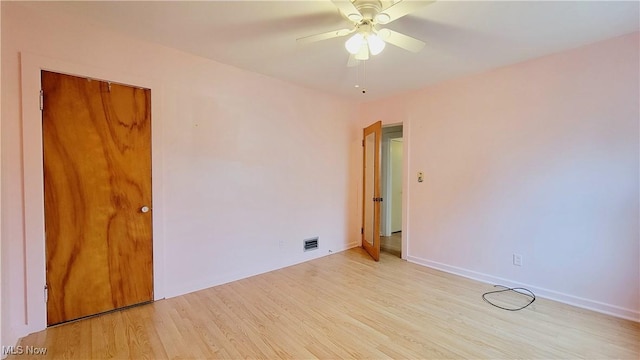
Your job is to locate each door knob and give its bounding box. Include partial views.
[140,206,150,213]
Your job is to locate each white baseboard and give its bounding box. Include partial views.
[406,255,640,322]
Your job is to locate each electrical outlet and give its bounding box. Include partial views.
[279,240,285,249]
[513,254,523,266]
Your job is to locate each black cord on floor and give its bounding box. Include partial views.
[482,285,535,311]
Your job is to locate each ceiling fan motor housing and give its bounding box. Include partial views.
[356,21,374,35]
[353,0,383,21]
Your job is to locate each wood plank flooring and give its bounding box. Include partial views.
[381,232,401,258]
[12,248,640,359]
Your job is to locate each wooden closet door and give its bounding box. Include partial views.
[42,71,153,325]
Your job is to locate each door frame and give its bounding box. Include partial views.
[399,121,410,260]
[388,137,403,233]
[20,52,166,333]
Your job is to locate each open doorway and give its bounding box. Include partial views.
[380,125,403,258]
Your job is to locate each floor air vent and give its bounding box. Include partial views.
[303,237,319,252]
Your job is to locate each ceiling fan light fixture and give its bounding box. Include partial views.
[354,42,370,60]
[345,33,365,54]
[367,34,385,55]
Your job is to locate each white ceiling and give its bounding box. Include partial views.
[31,1,640,100]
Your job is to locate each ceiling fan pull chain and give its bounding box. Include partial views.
[362,59,367,94]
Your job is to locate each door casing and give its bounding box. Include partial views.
[20,53,165,334]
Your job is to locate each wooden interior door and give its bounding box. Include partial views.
[42,71,153,325]
[362,121,382,261]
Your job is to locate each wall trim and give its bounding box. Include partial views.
[18,52,166,339]
[406,255,640,322]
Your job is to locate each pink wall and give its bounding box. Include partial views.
[361,32,640,320]
[1,3,361,346]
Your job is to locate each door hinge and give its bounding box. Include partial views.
[39,89,44,111]
[362,139,364,147]
[44,284,48,303]
[361,227,364,234]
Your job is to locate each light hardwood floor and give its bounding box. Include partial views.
[12,248,640,359]
[381,232,401,257]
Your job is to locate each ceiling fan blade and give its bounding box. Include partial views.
[331,0,363,22]
[296,28,353,44]
[379,29,425,53]
[376,0,435,24]
[347,54,360,67]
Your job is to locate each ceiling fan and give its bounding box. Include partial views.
[297,0,435,66]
